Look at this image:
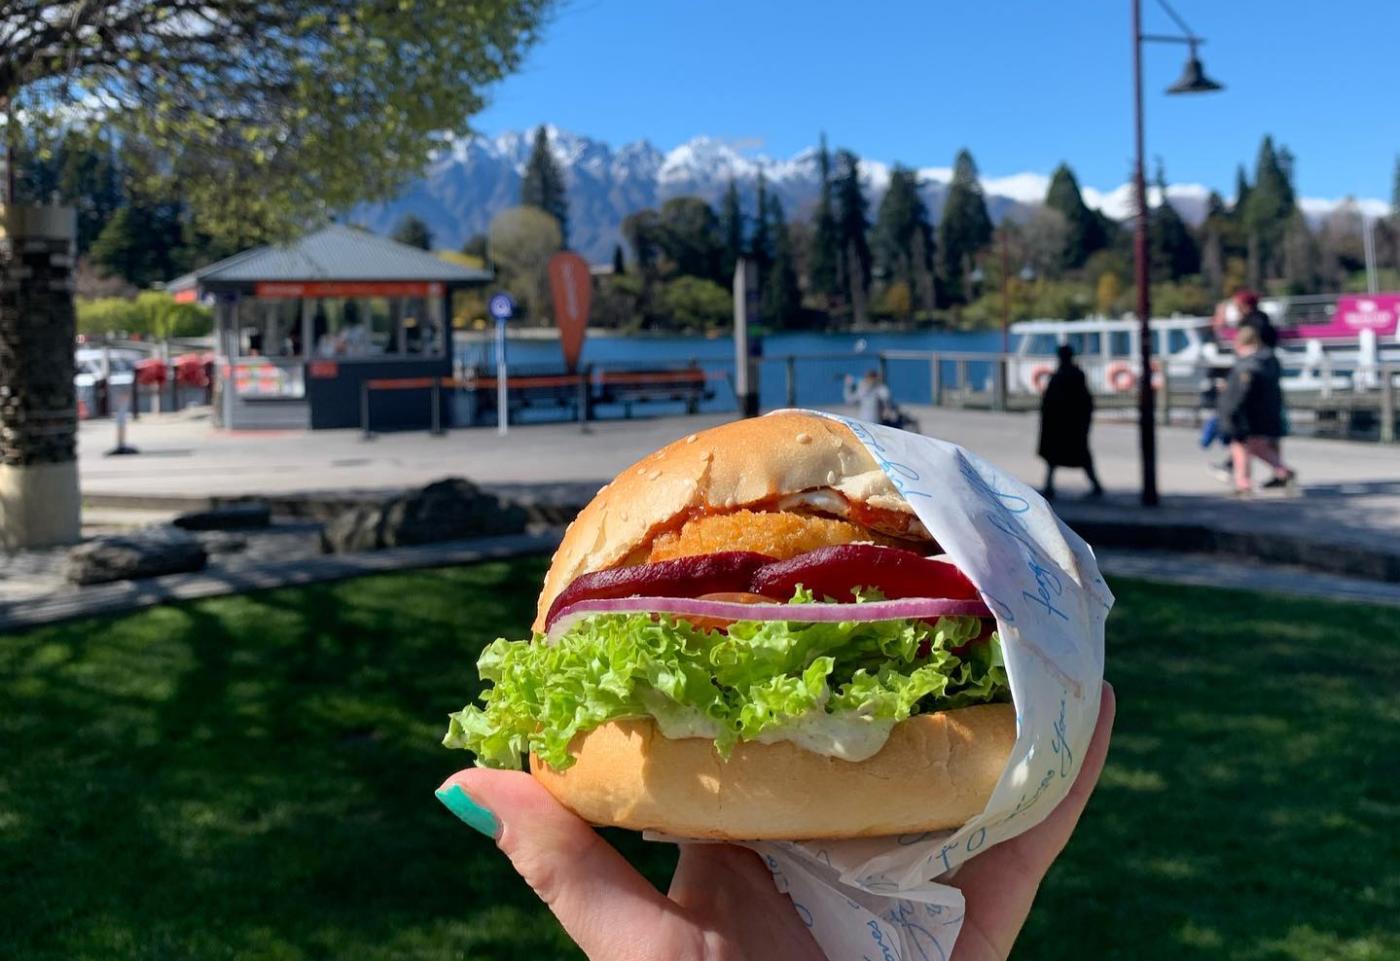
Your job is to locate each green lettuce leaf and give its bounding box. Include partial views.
[444,609,1009,771]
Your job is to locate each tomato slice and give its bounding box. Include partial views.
[751,544,978,603]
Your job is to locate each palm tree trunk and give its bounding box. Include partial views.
[0,205,81,548]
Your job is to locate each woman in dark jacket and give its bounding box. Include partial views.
[1038,345,1103,499]
[1218,326,1296,495]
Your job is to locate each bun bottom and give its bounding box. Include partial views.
[529,702,1016,840]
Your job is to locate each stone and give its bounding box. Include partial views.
[173,502,271,531]
[66,527,208,585]
[321,477,528,554]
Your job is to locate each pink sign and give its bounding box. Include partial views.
[1335,294,1399,332]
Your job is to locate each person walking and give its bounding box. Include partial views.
[1038,344,1103,500]
[844,369,892,424]
[1218,325,1296,496]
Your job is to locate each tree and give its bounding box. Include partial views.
[89,201,190,289]
[762,194,802,328]
[622,209,664,275]
[750,172,772,267]
[1281,210,1319,294]
[1242,135,1297,281]
[611,243,626,276]
[1233,164,1252,215]
[833,149,871,322]
[719,178,744,283]
[392,214,434,251]
[657,276,731,332]
[520,125,570,245]
[1044,163,1106,270]
[937,149,993,304]
[1150,163,1200,281]
[462,233,489,259]
[657,196,722,281]
[873,165,935,304]
[489,206,563,323]
[1393,155,1400,218]
[1021,207,1071,280]
[1095,271,1122,315]
[807,134,840,306]
[0,0,552,546]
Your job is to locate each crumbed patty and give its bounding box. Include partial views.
[647,510,894,563]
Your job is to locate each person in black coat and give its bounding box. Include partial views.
[1038,344,1103,500]
[1218,325,1296,495]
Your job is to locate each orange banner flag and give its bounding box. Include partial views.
[548,251,592,373]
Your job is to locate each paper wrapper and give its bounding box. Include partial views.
[650,412,1112,961]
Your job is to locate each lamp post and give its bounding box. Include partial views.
[1133,0,1222,506]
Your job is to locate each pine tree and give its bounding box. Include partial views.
[1243,135,1297,279]
[1391,155,1400,218]
[937,149,993,304]
[750,171,772,266]
[521,125,570,245]
[873,166,934,299]
[719,178,744,283]
[1233,164,1251,214]
[657,196,722,281]
[762,194,803,329]
[1044,163,1105,270]
[1282,210,1318,294]
[1150,162,1200,281]
[611,243,626,276]
[807,134,840,305]
[833,149,871,322]
[392,214,433,250]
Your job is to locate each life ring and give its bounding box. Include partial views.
[1107,361,1165,392]
[1107,362,1136,392]
[1030,365,1054,393]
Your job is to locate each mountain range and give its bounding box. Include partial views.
[352,126,1390,264]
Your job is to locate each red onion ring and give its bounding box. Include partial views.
[545,595,992,644]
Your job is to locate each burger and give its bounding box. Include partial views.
[444,412,1014,840]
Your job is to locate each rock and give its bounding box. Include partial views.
[173,502,271,531]
[66,527,208,585]
[321,478,528,554]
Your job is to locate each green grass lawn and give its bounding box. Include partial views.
[1,560,1397,961]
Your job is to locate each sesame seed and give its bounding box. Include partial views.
[795,432,812,445]
[826,470,837,484]
[685,434,698,444]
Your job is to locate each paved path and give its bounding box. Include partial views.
[81,404,1400,552]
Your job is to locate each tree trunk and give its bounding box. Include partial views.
[847,239,867,326]
[0,205,81,548]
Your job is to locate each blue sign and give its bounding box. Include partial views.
[488,292,515,322]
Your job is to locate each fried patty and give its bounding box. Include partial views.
[647,510,896,563]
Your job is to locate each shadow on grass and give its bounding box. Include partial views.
[2,567,1397,961]
[0,559,676,961]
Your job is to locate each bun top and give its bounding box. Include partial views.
[535,412,910,631]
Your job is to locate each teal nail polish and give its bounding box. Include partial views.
[435,785,499,839]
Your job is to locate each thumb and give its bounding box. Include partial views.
[436,768,687,961]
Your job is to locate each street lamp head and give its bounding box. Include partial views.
[1166,43,1223,94]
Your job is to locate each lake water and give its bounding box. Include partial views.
[455,329,1003,417]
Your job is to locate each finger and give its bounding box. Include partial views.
[951,682,1116,960]
[438,768,687,961]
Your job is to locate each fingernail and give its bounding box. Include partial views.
[435,784,499,839]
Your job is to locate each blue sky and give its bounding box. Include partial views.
[473,0,1399,204]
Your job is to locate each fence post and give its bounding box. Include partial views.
[577,367,590,430]
[955,358,968,409]
[992,357,1007,412]
[785,356,797,408]
[877,354,889,385]
[929,353,942,407]
[1382,365,1396,444]
[360,379,373,440]
[430,380,443,436]
[1158,366,1172,425]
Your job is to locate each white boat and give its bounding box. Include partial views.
[1009,293,1400,397]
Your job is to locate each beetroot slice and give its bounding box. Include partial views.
[543,551,776,630]
[751,544,979,603]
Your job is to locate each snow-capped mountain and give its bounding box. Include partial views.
[352,127,1384,263]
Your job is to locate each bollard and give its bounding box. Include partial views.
[1382,366,1396,444]
[785,356,797,408]
[929,353,942,407]
[1159,367,1172,426]
[430,380,443,436]
[360,380,374,440]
